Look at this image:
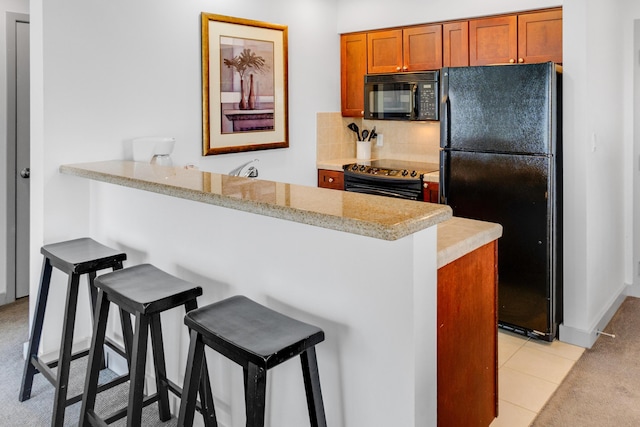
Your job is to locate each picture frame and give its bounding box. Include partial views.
[201,13,289,155]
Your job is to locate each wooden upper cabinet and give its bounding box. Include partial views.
[469,8,562,66]
[469,15,518,65]
[341,32,368,117]
[368,25,442,74]
[403,24,443,71]
[367,29,403,73]
[443,21,469,67]
[518,9,563,64]
[340,8,562,117]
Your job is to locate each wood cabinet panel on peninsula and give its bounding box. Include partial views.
[438,240,498,426]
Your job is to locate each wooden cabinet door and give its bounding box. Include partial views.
[437,241,498,426]
[518,9,563,64]
[423,181,439,203]
[443,21,469,67]
[367,29,403,73]
[403,24,443,71]
[341,33,367,117]
[469,15,517,65]
[318,169,344,190]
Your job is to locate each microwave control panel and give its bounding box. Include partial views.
[416,82,438,121]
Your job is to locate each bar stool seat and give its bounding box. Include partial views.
[80,263,216,426]
[19,237,128,427]
[178,295,327,427]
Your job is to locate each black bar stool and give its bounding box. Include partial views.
[178,295,327,427]
[79,263,216,426]
[19,237,129,426]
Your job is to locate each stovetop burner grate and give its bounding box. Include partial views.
[343,159,439,181]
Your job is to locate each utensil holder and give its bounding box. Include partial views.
[356,141,371,160]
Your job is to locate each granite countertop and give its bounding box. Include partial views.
[437,217,502,268]
[60,160,452,241]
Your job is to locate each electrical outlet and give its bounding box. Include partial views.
[376,134,383,147]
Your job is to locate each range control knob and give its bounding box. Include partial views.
[350,165,358,171]
[359,165,366,172]
[401,169,409,176]
[410,171,417,177]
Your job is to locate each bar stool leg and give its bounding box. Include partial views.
[127,312,150,426]
[198,365,218,427]
[19,257,53,401]
[177,330,208,427]
[119,308,134,367]
[87,271,108,371]
[244,364,267,427]
[51,272,81,426]
[182,299,217,427]
[80,290,111,427]
[149,313,171,421]
[301,348,327,427]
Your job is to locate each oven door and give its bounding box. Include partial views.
[364,81,416,120]
[344,172,423,201]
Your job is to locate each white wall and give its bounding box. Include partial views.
[0,0,30,303]
[559,0,627,347]
[29,0,340,348]
[336,0,562,33]
[631,7,640,296]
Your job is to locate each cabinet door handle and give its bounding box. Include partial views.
[402,65,408,71]
[518,58,524,63]
[328,177,334,183]
[509,58,515,64]
[396,66,401,71]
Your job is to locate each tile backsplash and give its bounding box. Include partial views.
[316,112,440,163]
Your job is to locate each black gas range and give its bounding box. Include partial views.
[342,159,439,201]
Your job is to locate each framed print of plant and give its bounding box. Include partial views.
[201,13,289,155]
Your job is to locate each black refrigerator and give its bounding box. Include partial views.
[439,63,562,341]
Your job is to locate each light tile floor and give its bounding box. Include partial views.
[489,330,586,427]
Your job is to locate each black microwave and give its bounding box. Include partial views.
[364,71,439,121]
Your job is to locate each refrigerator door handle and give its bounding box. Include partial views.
[441,94,450,148]
[440,68,450,149]
[439,150,448,205]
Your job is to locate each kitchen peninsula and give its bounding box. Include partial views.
[59,160,501,427]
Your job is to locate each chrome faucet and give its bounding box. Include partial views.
[229,159,259,178]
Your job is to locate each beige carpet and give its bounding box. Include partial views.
[0,298,177,426]
[533,296,640,426]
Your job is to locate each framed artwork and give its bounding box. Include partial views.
[201,13,289,155]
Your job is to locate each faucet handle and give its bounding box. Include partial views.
[229,159,259,177]
[245,166,259,178]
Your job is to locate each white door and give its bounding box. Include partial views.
[6,13,30,302]
[15,19,30,299]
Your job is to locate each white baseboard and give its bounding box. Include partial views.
[559,290,628,348]
[625,282,640,298]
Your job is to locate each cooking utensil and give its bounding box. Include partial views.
[361,129,369,141]
[368,126,376,141]
[347,122,361,141]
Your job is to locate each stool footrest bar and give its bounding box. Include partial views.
[101,393,160,425]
